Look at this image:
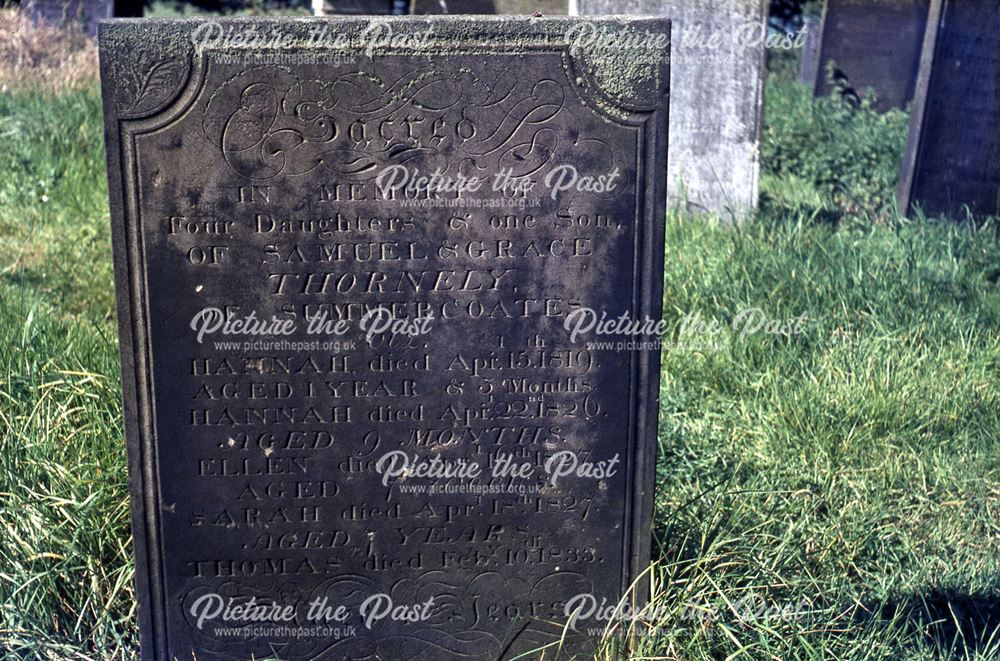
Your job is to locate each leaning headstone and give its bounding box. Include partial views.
[811,0,930,111]
[898,0,1000,217]
[24,0,112,36]
[578,0,767,217]
[100,16,668,659]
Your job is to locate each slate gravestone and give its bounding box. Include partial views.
[898,1,1000,218]
[99,16,668,660]
[578,0,766,218]
[811,0,930,111]
[24,0,112,36]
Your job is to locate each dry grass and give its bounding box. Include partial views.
[0,7,98,92]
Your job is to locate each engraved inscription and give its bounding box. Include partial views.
[101,17,668,661]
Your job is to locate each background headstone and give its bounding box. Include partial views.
[578,0,767,218]
[797,15,821,86]
[23,0,112,36]
[408,0,567,15]
[410,0,497,13]
[811,0,930,111]
[100,16,668,660]
[898,0,1000,218]
[315,0,399,14]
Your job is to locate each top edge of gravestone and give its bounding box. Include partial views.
[97,15,670,30]
[96,16,671,48]
[97,15,667,22]
[96,15,672,59]
[97,14,670,120]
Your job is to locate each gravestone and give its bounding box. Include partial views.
[898,0,1000,218]
[24,0,112,36]
[578,0,767,218]
[811,0,930,111]
[100,16,668,660]
[797,16,821,86]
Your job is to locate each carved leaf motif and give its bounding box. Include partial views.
[116,48,190,118]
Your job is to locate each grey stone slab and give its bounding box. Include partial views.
[898,1,1000,218]
[577,0,767,218]
[811,0,930,111]
[99,15,668,660]
[797,16,821,86]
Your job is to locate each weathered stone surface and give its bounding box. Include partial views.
[898,1,1000,218]
[578,0,766,218]
[24,0,112,36]
[100,16,668,660]
[811,0,930,111]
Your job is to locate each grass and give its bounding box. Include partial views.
[637,215,1000,659]
[3,17,1000,661]
[0,43,133,658]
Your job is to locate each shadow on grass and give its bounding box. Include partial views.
[882,589,1000,656]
